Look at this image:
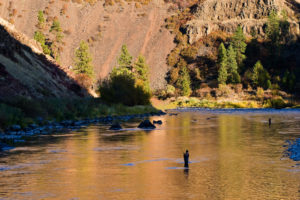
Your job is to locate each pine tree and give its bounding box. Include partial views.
[74,41,95,79]
[177,65,191,96]
[227,45,240,83]
[134,55,151,93]
[251,60,271,89]
[37,10,45,29]
[118,44,133,70]
[217,43,228,84]
[134,55,148,82]
[231,25,247,67]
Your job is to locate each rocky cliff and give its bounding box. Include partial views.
[0,17,87,99]
[186,0,300,44]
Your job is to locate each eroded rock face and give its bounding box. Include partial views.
[186,0,299,43]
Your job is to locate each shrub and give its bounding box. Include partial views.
[256,87,264,99]
[166,84,176,97]
[0,104,23,128]
[251,61,271,89]
[216,84,233,98]
[264,97,286,108]
[99,71,151,106]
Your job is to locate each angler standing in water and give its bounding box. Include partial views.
[183,150,189,168]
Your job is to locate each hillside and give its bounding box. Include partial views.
[0,17,87,99]
[0,0,299,95]
[0,0,175,89]
[163,0,300,98]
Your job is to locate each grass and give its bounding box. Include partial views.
[0,97,158,130]
[155,96,297,110]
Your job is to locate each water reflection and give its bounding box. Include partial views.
[0,110,299,199]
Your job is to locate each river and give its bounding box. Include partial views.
[0,109,299,199]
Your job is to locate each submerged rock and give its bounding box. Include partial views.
[138,120,156,129]
[153,120,163,125]
[109,122,122,130]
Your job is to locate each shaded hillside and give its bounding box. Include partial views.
[0,17,88,99]
[163,0,300,97]
[0,0,175,89]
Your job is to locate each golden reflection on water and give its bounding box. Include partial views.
[0,111,300,199]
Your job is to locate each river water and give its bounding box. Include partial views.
[0,109,299,200]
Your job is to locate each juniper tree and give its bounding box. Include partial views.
[217,43,228,84]
[74,41,95,79]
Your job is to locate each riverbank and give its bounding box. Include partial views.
[0,97,167,149]
[0,108,166,150]
[0,97,160,130]
[152,96,300,110]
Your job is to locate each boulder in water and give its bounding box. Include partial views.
[153,120,163,125]
[138,120,156,129]
[109,122,122,130]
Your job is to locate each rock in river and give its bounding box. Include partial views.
[138,120,156,129]
[153,120,163,125]
[109,122,122,130]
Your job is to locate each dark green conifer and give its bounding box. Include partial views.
[217,43,228,84]
[73,41,95,79]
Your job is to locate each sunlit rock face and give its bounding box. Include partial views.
[186,0,300,44]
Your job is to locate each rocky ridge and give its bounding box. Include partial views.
[186,0,300,44]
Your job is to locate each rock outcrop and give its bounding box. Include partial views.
[186,0,300,44]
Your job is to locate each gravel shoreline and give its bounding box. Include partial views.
[0,110,166,151]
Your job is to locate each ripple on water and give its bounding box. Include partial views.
[0,165,26,171]
[47,149,68,153]
[93,146,139,151]
[121,157,208,167]
[165,167,189,170]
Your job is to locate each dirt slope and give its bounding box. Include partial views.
[0,17,87,99]
[0,0,175,89]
